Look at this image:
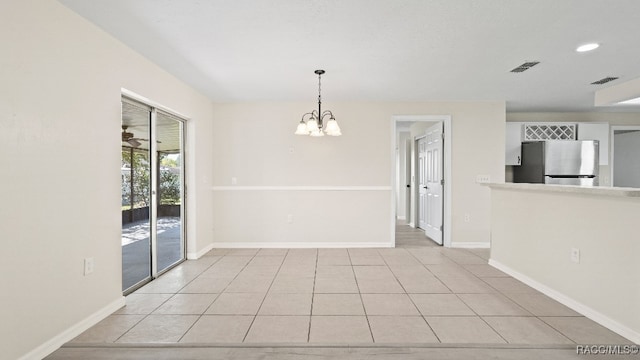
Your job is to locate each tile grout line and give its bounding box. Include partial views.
[434,251,515,345]
[534,317,579,344]
[380,248,442,344]
[439,250,535,344]
[407,251,455,294]
[307,248,319,343]
[442,253,523,344]
[347,249,375,343]
[402,246,538,343]
[176,253,250,343]
[240,249,289,343]
[182,250,262,343]
[199,251,260,312]
[403,247,456,294]
[114,254,227,343]
[171,254,226,294]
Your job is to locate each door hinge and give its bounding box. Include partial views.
[440,179,444,185]
[440,225,444,231]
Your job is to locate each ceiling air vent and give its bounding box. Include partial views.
[510,61,540,73]
[591,76,619,85]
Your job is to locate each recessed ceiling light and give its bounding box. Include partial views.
[576,43,599,52]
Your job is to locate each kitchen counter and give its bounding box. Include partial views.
[486,183,640,343]
[485,182,640,197]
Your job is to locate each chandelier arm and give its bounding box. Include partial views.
[320,112,333,128]
[301,112,315,122]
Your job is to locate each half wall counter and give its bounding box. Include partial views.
[485,182,640,344]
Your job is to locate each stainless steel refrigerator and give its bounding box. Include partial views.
[513,140,599,186]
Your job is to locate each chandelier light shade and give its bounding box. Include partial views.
[295,70,341,137]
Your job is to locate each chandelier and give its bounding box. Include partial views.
[295,70,341,137]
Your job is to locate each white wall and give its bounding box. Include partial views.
[0,1,213,359]
[614,131,640,187]
[211,101,505,248]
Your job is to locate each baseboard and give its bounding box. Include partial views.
[408,222,415,228]
[450,242,491,249]
[212,186,391,191]
[187,242,215,260]
[489,259,640,344]
[19,296,126,360]
[396,216,406,221]
[210,242,394,249]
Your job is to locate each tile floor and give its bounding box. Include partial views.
[64,225,631,349]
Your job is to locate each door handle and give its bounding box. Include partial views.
[423,186,428,189]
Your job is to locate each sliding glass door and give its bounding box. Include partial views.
[155,112,185,274]
[121,97,185,294]
[121,101,152,291]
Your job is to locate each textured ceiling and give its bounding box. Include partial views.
[59,0,640,112]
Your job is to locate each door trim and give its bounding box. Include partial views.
[391,115,452,247]
[122,88,191,120]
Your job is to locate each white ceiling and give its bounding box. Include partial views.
[59,0,640,112]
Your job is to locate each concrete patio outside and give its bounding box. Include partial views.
[122,216,183,291]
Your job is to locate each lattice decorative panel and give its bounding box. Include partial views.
[523,124,577,140]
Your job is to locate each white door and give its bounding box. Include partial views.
[424,123,443,245]
[417,137,427,230]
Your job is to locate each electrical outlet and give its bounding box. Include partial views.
[287,214,293,224]
[570,248,580,263]
[84,257,95,275]
[464,213,470,222]
[231,177,237,185]
[288,147,295,154]
[476,175,491,183]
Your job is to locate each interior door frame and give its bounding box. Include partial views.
[415,135,427,231]
[391,115,452,247]
[610,125,640,186]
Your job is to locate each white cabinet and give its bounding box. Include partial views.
[577,123,609,165]
[505,122,523,165]
[505,122,610,166]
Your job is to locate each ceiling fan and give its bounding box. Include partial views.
[121,125,150,148]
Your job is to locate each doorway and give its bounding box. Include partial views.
[121,96,186,294]
[392,116,451,247]
[611,126,640,187]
